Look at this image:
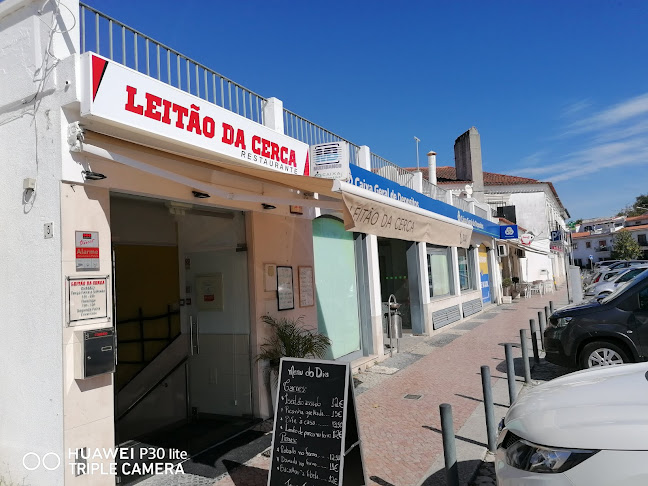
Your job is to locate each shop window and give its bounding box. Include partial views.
[427,245,453,298]
[457,247,476,291]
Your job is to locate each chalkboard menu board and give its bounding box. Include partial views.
[268,358,366,486]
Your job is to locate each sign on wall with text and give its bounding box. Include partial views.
[81,53,310,176]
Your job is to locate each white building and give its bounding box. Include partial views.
[412,127,570,287]
[571,213,648,266]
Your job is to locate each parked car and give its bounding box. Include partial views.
[584,268,624,289]
[593,259,620,270]
[545,269,648,369]
[496,363,648,485]
[585,265,648,298]
[607,259,648,270]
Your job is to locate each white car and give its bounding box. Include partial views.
[586,265,648,298]
[496,363,648,485]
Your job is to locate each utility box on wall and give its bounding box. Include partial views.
[74,328,116,379]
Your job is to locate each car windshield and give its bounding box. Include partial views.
[601,270,648,304]
[615,268,646,283]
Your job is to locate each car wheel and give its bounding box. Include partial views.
[580,341,630,369]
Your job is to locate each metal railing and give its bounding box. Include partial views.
[370,153,416,190]
[473,205,489,220]
[422,178,448,202]
[452,194,471,212]
[283,109,359,165]
[79,3,265,124]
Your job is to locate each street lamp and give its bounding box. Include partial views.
[414,136,420,171]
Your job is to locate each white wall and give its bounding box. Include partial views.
[0,1,79,484]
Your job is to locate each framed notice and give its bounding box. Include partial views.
[67,276,110,326]
[264,264,277,291]
[298,266,314,307]
[196,273,224,311]
[276,266,294,311]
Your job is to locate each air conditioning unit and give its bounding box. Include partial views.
[497,244,508,257]
[310,142,350,180]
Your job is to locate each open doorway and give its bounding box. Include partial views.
[110,195,256,482]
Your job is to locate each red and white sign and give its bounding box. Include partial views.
[519,233,534,246]
[75,231,100,270]
[81,53,310,176]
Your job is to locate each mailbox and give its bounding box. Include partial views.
[74,328,116,379]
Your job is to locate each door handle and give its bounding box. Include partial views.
[196,318,200,355]
[190,315,194,356]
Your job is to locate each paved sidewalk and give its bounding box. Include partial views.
[151,289,570,486]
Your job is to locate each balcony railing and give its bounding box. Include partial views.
[79,3,265,124]
[421,178,447,202]
[370,154,416,190]
[79,3,496,223]
[595,246,610,252]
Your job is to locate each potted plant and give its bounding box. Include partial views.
[501,278,513,303]
[256,314,331,412]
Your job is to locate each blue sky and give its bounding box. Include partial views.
[83,0,648,220]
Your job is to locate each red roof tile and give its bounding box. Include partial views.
[622,224,648,232]
[570,232,591,239]
[404,166,568,215]
[625,213,648,222]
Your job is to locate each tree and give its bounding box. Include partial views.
[617,194,648,217]
[611,230,642,260]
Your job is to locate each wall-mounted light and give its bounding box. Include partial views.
[82,170,107,181]
[262,203,276,210]
[192,190,210,199]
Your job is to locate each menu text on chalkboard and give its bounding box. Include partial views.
[268,358,366,486]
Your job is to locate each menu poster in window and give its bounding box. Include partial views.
[277,266,294,311]
[196,273,224,311]
[268,358,367,486]
[298,266,314,307]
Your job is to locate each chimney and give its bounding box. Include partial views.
[454,126,484,202]
[427,151,437,185]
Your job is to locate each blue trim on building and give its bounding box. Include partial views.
[349,165,500,238]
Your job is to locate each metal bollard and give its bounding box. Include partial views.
[504,343,516,406]
[440,403,460,486]
[537,311,546,350]
[480,366,497,453]
[529,318,540,365]
[545,305,551,322]
[520,329,531,384]
[549,300,554,314]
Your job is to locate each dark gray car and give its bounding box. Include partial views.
[545,270,648,369]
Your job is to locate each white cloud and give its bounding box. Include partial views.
[568,92,648,134]
[517,92,648,184]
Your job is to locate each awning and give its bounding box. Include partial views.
[503,239,549,256]
[77,131,343,209]
[333,180,472,247]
